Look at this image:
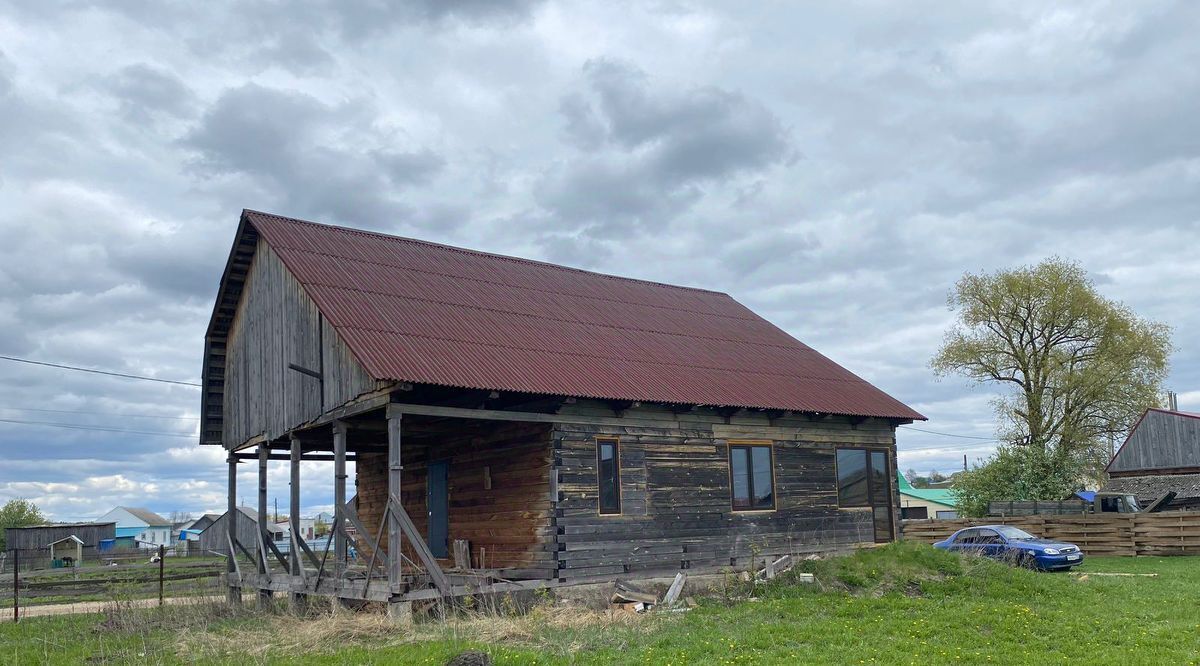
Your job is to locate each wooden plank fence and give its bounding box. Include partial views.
[902,512,1200,557]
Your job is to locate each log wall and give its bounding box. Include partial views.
[551,405,898,582]
[355,422,555,576]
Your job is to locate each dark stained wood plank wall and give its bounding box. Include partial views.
[551,408,897,581]
[355,422,556,576]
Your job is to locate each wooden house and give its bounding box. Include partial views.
[1103,408,1200,511]
[202,210,923,613]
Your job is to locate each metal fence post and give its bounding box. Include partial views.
[158,544,165,606]
[12,550,18,623]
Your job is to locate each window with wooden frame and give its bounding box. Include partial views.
[835,448,889,508]
[597,437,621,514]
[728,441,775,511]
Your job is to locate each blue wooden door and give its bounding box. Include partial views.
[427,460,450,558]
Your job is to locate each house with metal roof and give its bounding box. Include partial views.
[1102,407,1200,511]
[897,472,958,519]
[95,507,172,548]
[202,209,924,614]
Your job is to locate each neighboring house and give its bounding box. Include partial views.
[4,522,116,561]
[178,513,221,543]
[275,517,316,542]
[187,513,222,533]
[197,506,285,555]
[897,472,958,519]
[95,507,173,548]
[1103,408,1200,511]
[200,210,924,609]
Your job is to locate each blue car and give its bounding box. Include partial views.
[933,525,1084,571]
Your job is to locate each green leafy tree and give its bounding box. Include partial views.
[952,446,1085,518]
[0,498,46,551]
[932,259,1171,514]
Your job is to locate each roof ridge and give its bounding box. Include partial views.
[1149,407,1200,420]
[244,209,732,298]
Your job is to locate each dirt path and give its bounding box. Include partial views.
[3,595,224,621]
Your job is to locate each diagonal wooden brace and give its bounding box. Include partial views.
[388,495,451,596]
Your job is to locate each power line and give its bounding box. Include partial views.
[0,417,194,438]
[0,355,202,387]
[898,425,996,441]
[900,440,1000,453]
[0,406,200,421]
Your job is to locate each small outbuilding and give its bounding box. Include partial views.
[1103,407,1200,511]
[48,535,85,567]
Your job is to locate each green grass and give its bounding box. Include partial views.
[3,543,1199,665]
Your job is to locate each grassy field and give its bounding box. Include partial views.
[2,543,1198,665]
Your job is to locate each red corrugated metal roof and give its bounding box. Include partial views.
[243,210,924,420]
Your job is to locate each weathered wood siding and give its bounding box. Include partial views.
[355,422,555,576]
[222,240,381,447]
[5,523,117,560]
[197,508,271,555]
[551,402,897,581]
[1110,410,1200,474]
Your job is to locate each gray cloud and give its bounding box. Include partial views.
[536,59,794,242]
[2,2,1199,517]
[106,64,196,123]
[184,83,445,228]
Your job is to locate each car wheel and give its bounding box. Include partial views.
[1019,553,1038,570]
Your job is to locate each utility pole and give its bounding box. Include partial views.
[963,455,968,473]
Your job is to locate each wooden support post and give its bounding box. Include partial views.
[333,420,348,578]
[226,453,241,605]
[257,444,273,609]
[387,600,413,626]
[387,410,403,596]
[289,435,307,611]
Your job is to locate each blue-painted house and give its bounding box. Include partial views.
[95,506,172,548]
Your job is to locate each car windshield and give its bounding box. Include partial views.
[992,526,1037,540]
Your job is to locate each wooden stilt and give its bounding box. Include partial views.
[257,444,273,609]
[386,408,406,619]
[387,600,413,626]
[333,420,348,578]
[289,435,307,611]
[226,453,241,605]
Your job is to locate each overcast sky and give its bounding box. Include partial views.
[1,1,1197,521]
